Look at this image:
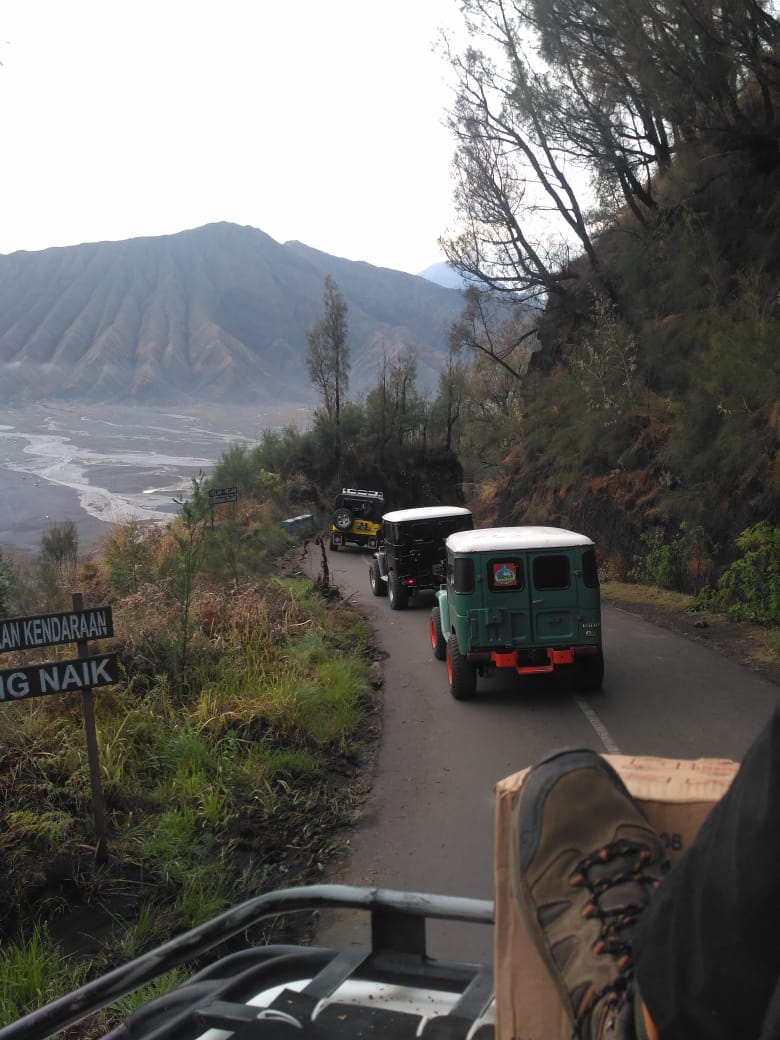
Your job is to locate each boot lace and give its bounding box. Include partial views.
[568,839,669,1031]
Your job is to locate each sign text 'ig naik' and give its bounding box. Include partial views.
[0,654,119,702]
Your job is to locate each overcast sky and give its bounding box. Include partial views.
[0,1,468,275]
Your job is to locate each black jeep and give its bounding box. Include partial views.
[369,505,474,610]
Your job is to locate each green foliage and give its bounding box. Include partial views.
[699,523,780,624]
[245,518,299,573]
[211,443,288,498]
[630,523,717,594]
[199,355,469,512]
[105,518,153,595]
[426,0,780,584]
[4,809,75,851]
[572,296,639,419]
[39,520,79,581]
[0,926,89,1023]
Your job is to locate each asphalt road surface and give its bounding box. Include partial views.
[305,545,779,964]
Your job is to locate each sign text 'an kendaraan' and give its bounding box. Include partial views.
[0,607,113,652]
[0,654,119,701]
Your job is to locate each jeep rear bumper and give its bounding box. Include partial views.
[330,532,379,549]
[467,644,600,675]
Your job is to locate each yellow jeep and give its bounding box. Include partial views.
[329,488,384,551]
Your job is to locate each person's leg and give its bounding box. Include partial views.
[759,975,780,1040]
[510,748,669,1040]
[634,703,780,1040]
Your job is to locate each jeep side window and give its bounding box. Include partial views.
[533,554,570,590]
[487,558,524,591]
[453,557,474,593]
[581,548,599,588]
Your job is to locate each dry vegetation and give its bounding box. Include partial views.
[0,497,381,1034]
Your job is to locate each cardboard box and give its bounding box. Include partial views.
[494,754,740,1040]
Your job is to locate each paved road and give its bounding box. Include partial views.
[307,545,779,963]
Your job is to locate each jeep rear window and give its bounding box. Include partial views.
[410,524,433,543]
[453,557,474,593]
[438,516,474,540]
[582,548,599,588]
[533,554,570,590]
[392,523,434,545]
[487,558,525,591]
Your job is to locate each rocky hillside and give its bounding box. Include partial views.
[0,223,466,406]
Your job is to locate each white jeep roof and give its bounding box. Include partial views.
[382,505,472,523]
[446,526,594,553]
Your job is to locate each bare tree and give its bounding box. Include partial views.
[306,276,350,481]
[433,353,469,452]
[442,0,780,298]
[449,287,540,380]
[442,7,610,301]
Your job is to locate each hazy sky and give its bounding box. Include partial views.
[1,1,467,275]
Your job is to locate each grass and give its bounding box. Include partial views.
[0,509,380,1035]
[599,579,695,613]
[600,579,780,680]
[0,926,91,1024]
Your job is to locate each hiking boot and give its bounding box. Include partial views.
[510,749,669,1040]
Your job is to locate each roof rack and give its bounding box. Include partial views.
[340,489,384,499]
[0,884,495,1040]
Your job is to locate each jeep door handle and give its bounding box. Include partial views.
[532,598,543,605]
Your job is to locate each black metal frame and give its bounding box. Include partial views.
[0,885,495,1040]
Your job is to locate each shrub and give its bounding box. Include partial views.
[630,523,716,594]
[701,522,780,624]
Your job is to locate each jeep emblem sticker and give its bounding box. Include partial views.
[493,562,518,586]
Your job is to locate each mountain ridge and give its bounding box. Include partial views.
[0,222,466,406]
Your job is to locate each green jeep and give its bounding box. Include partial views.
[431,526,603,700]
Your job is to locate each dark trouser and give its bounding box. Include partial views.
[633,702,780,1040]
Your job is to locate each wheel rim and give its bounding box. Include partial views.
[334,509,352,530]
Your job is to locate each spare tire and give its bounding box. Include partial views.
[334,508,353,531]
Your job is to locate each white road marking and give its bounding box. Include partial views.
[574,698,622,754]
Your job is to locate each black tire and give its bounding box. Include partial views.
[334,508,353,531]
[430,606,446,660]
[447,632,476,700]
[370,559,387,597]
[574,648,604,692]
[388,573,409,610]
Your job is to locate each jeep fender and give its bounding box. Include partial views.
[373,550,388,579]
[434,586,451,632]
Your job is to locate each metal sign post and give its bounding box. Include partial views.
[72,592,109,862]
